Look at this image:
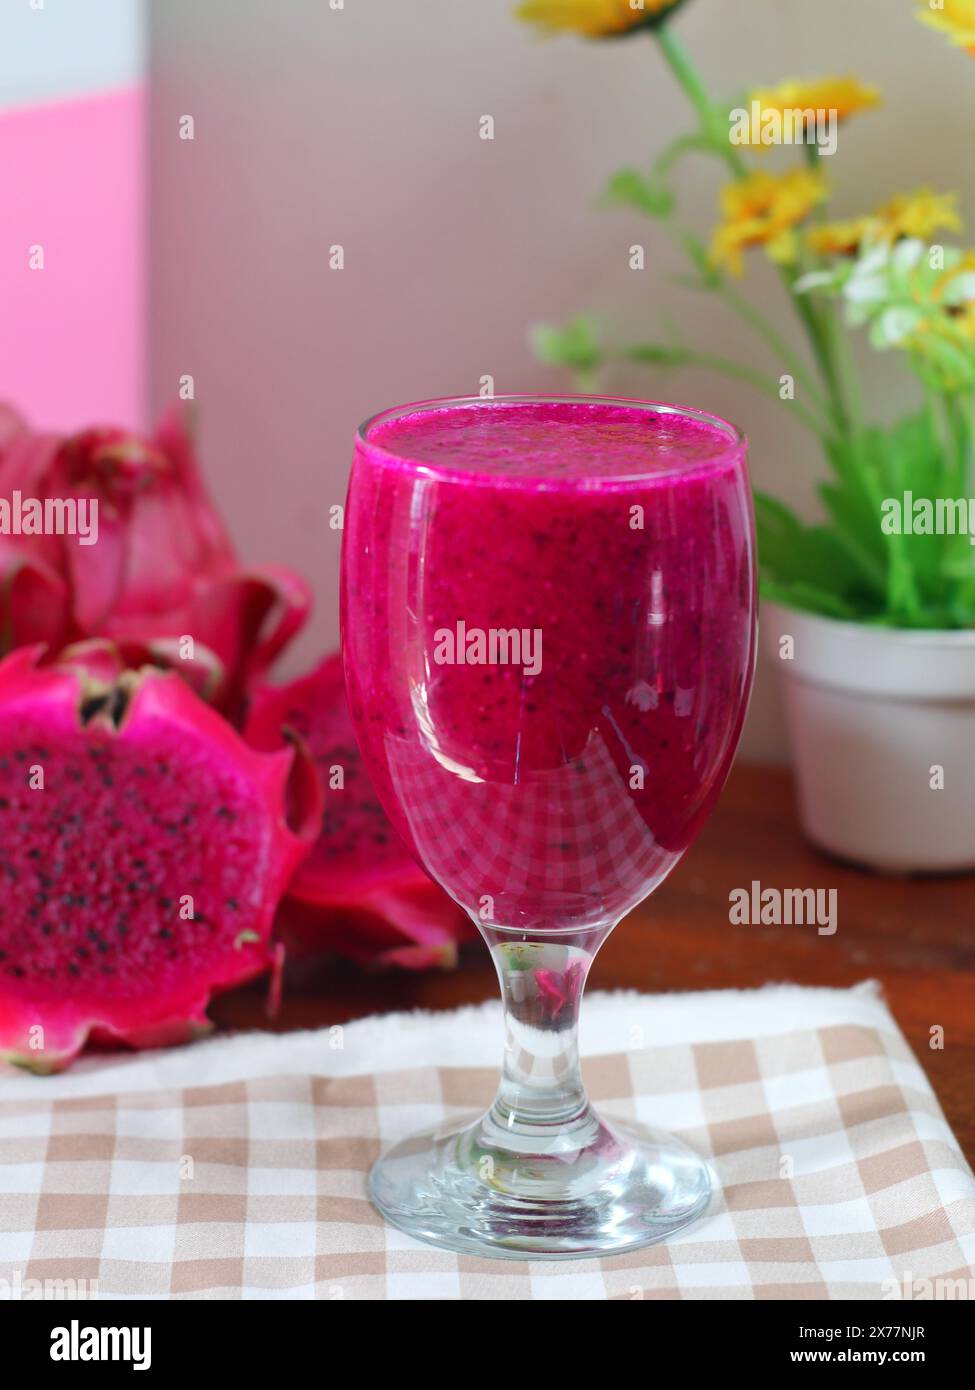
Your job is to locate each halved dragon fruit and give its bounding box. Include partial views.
[246,655,473,969]
[0,648,319,1072]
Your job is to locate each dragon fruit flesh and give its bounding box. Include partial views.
[0,648,319,1072]
[246,655,473,970]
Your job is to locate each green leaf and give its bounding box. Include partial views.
[916,335,975,391]
[759,577,863,621]
[646,130,723,195]
[530,316,601,373]
[759,412,975,628]
[625,343,691,367]
[603,132,723,224]
[604,167,673,218]
[755,491,871,602]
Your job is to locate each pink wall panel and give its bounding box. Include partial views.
[0,86,146,434]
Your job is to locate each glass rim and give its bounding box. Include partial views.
[356,393,748,488]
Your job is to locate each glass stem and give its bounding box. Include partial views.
[478,925,613,1162]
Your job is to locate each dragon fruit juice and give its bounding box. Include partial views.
[342,397,755,934]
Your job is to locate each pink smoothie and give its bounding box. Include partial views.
[342,398,755,933]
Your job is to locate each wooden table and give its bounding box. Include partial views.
[213,764,975,1162]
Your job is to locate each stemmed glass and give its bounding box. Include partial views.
[341,394,755,1259]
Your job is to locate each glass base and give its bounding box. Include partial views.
[369,1109,713,1260]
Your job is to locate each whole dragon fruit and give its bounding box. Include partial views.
[0,648,319,1072]
[0,403,310,718]
[246,655,473,970]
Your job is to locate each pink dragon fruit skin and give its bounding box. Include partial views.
[0,648,320,1072]
[246,655,474,970]
[0,404,311,717]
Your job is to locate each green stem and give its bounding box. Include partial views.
[795,144,862,433]
[824,300,863,432]
[789,281,852,434]
[662,220,834,421]
[626,345,831,438]
[652,28,857,438]
[938,391,969,499]
[919,384,968,601]
[948,389,975,619]
[957,393,974,495]
[573,365,601,394]
[715,272,835,426]
[846,437,920,618]
[654,26,745,178]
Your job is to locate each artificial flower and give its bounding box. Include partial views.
[807,216,878,256]
[514,0,684,38]
[710,168,828,276]
[875,188,962,241]
[807,190,962,258]
[747,75,880,124]
[915,0,975,55]
[797,238,975,390]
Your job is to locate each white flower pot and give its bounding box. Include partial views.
[762,602,975,873]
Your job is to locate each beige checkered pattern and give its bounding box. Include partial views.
[0,991,972,1299]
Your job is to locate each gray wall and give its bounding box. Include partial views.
[148,0,972,759]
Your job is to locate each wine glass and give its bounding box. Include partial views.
[341,394,755,1259]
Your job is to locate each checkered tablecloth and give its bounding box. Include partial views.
[0,984,972,1300]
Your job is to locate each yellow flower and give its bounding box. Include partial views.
[748,75,880,125]
[807,217,877,256]
[875,189,962,242]
[710,169,828,276]
[514,0,682,38]
[915,0,975,56]
[806,190,962,258]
